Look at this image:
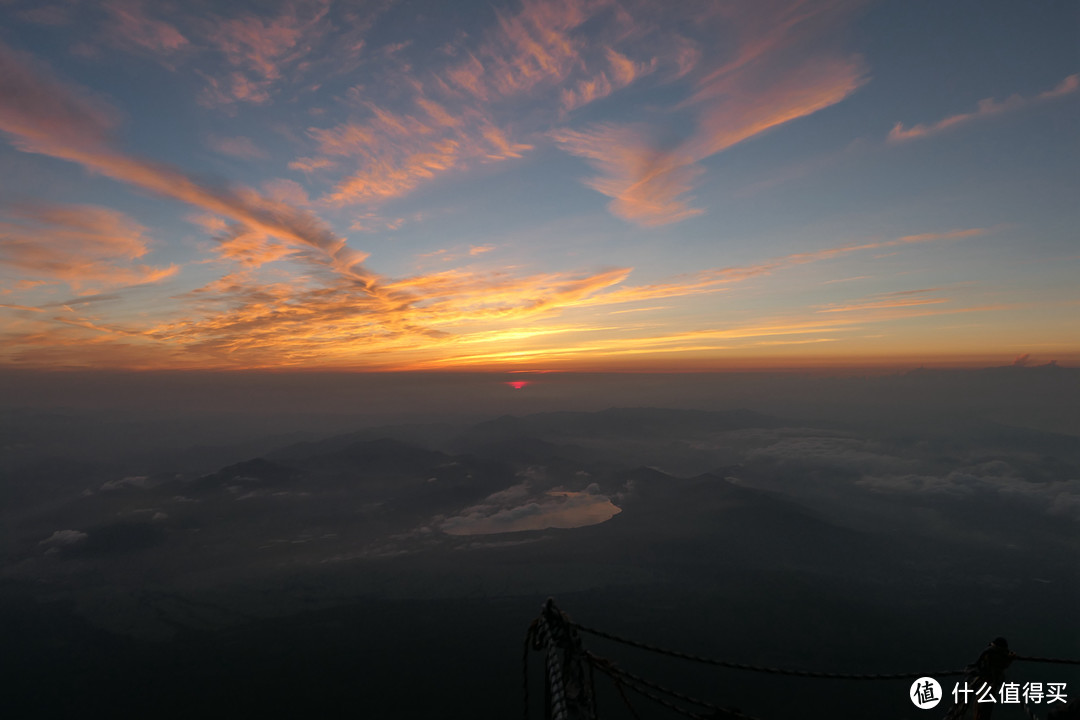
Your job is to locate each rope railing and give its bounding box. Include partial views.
[571,620,969,680]
[538,611,571,720]
[587,652,766,720]
[1014,656,1080,667]
[525,598,598,720]
[524,598,1080,720]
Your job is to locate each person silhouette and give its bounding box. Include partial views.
[971,637,1016,720]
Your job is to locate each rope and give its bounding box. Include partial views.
[524,619,539,720]
[587,654,598,719]
[1015,655,1080,666]
[591,660,709,720]
[587,664,712,720]
[588,653,767,720]
[538,613,571,720]
[605,671,644,720]
[572,621,969,679]
[527,599,1080,720]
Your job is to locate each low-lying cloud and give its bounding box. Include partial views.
[440,482,621,535]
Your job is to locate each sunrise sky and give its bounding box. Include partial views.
[0,0,1076,371]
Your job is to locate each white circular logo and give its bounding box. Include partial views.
[910,677,943,709]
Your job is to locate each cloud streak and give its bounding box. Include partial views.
[550,125,705,226]
[551,5,867,226]
[0,204,177,290]
[198,0,333,107]
[888,74,1078,142]
[308,99,532,207]
[0,40,377,288]
[103,0,189,55]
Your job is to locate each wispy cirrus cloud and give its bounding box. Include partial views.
[815,288,950,314]
[0,4,1038,372]
[559,47,656,113]
[444,0,597,101]
[0,203,177,291]
[309,98,531,206]
[43,0,377,107]
[296,0,661,209]
[143,228,987,368]
[684,55,866,160]
[888,74,1079,143]
[0,35,992,365]
[0,198,992,369]
[122,265,631,367]
[551,3,867,226]
[102,0,189,55]
[549,124,704,226]
[572,229,986,308]
[197,0,333,107]
[0,40,375,285]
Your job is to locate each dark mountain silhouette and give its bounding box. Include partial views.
[467,407,782,441]
[190,457,301,493]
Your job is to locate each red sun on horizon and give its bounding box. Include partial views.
[506,381,530,390]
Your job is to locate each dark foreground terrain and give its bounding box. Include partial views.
[2,369,1078,718]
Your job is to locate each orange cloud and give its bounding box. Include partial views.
[559,47,655,112]
[534,0,869,226]
[550,124,704,226]
[689,0,849,104]
[817,295,950,314]
[409,318,853,369]
[164,227,984,367]
[0,41,376,286]
[560,73,614,113]
[323,138,462,205]
[575,229,987,308]
[605,47,645,87]
[280,1,658,207]
[200,71,272,106]
[483,0,594,97]
[103,0,188,54]
[445,52,489,101]
[0,194,993,370]
[0,203,177,291]
[670,35,700,79]
[308,98,530,206]
[0,42,119,154]
[478,122,532,159]
[888,74,1079,142]
[207,225,295,268]
[199,1,332,106]
[552,46,864,225]
[406,297,1019,370]
[416,97,462,129]
[685,55,866,160]
[415,244,496,265]
[288,156,336,173]
[106,264,634,368]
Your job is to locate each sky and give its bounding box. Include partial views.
[0,0,1076,372]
